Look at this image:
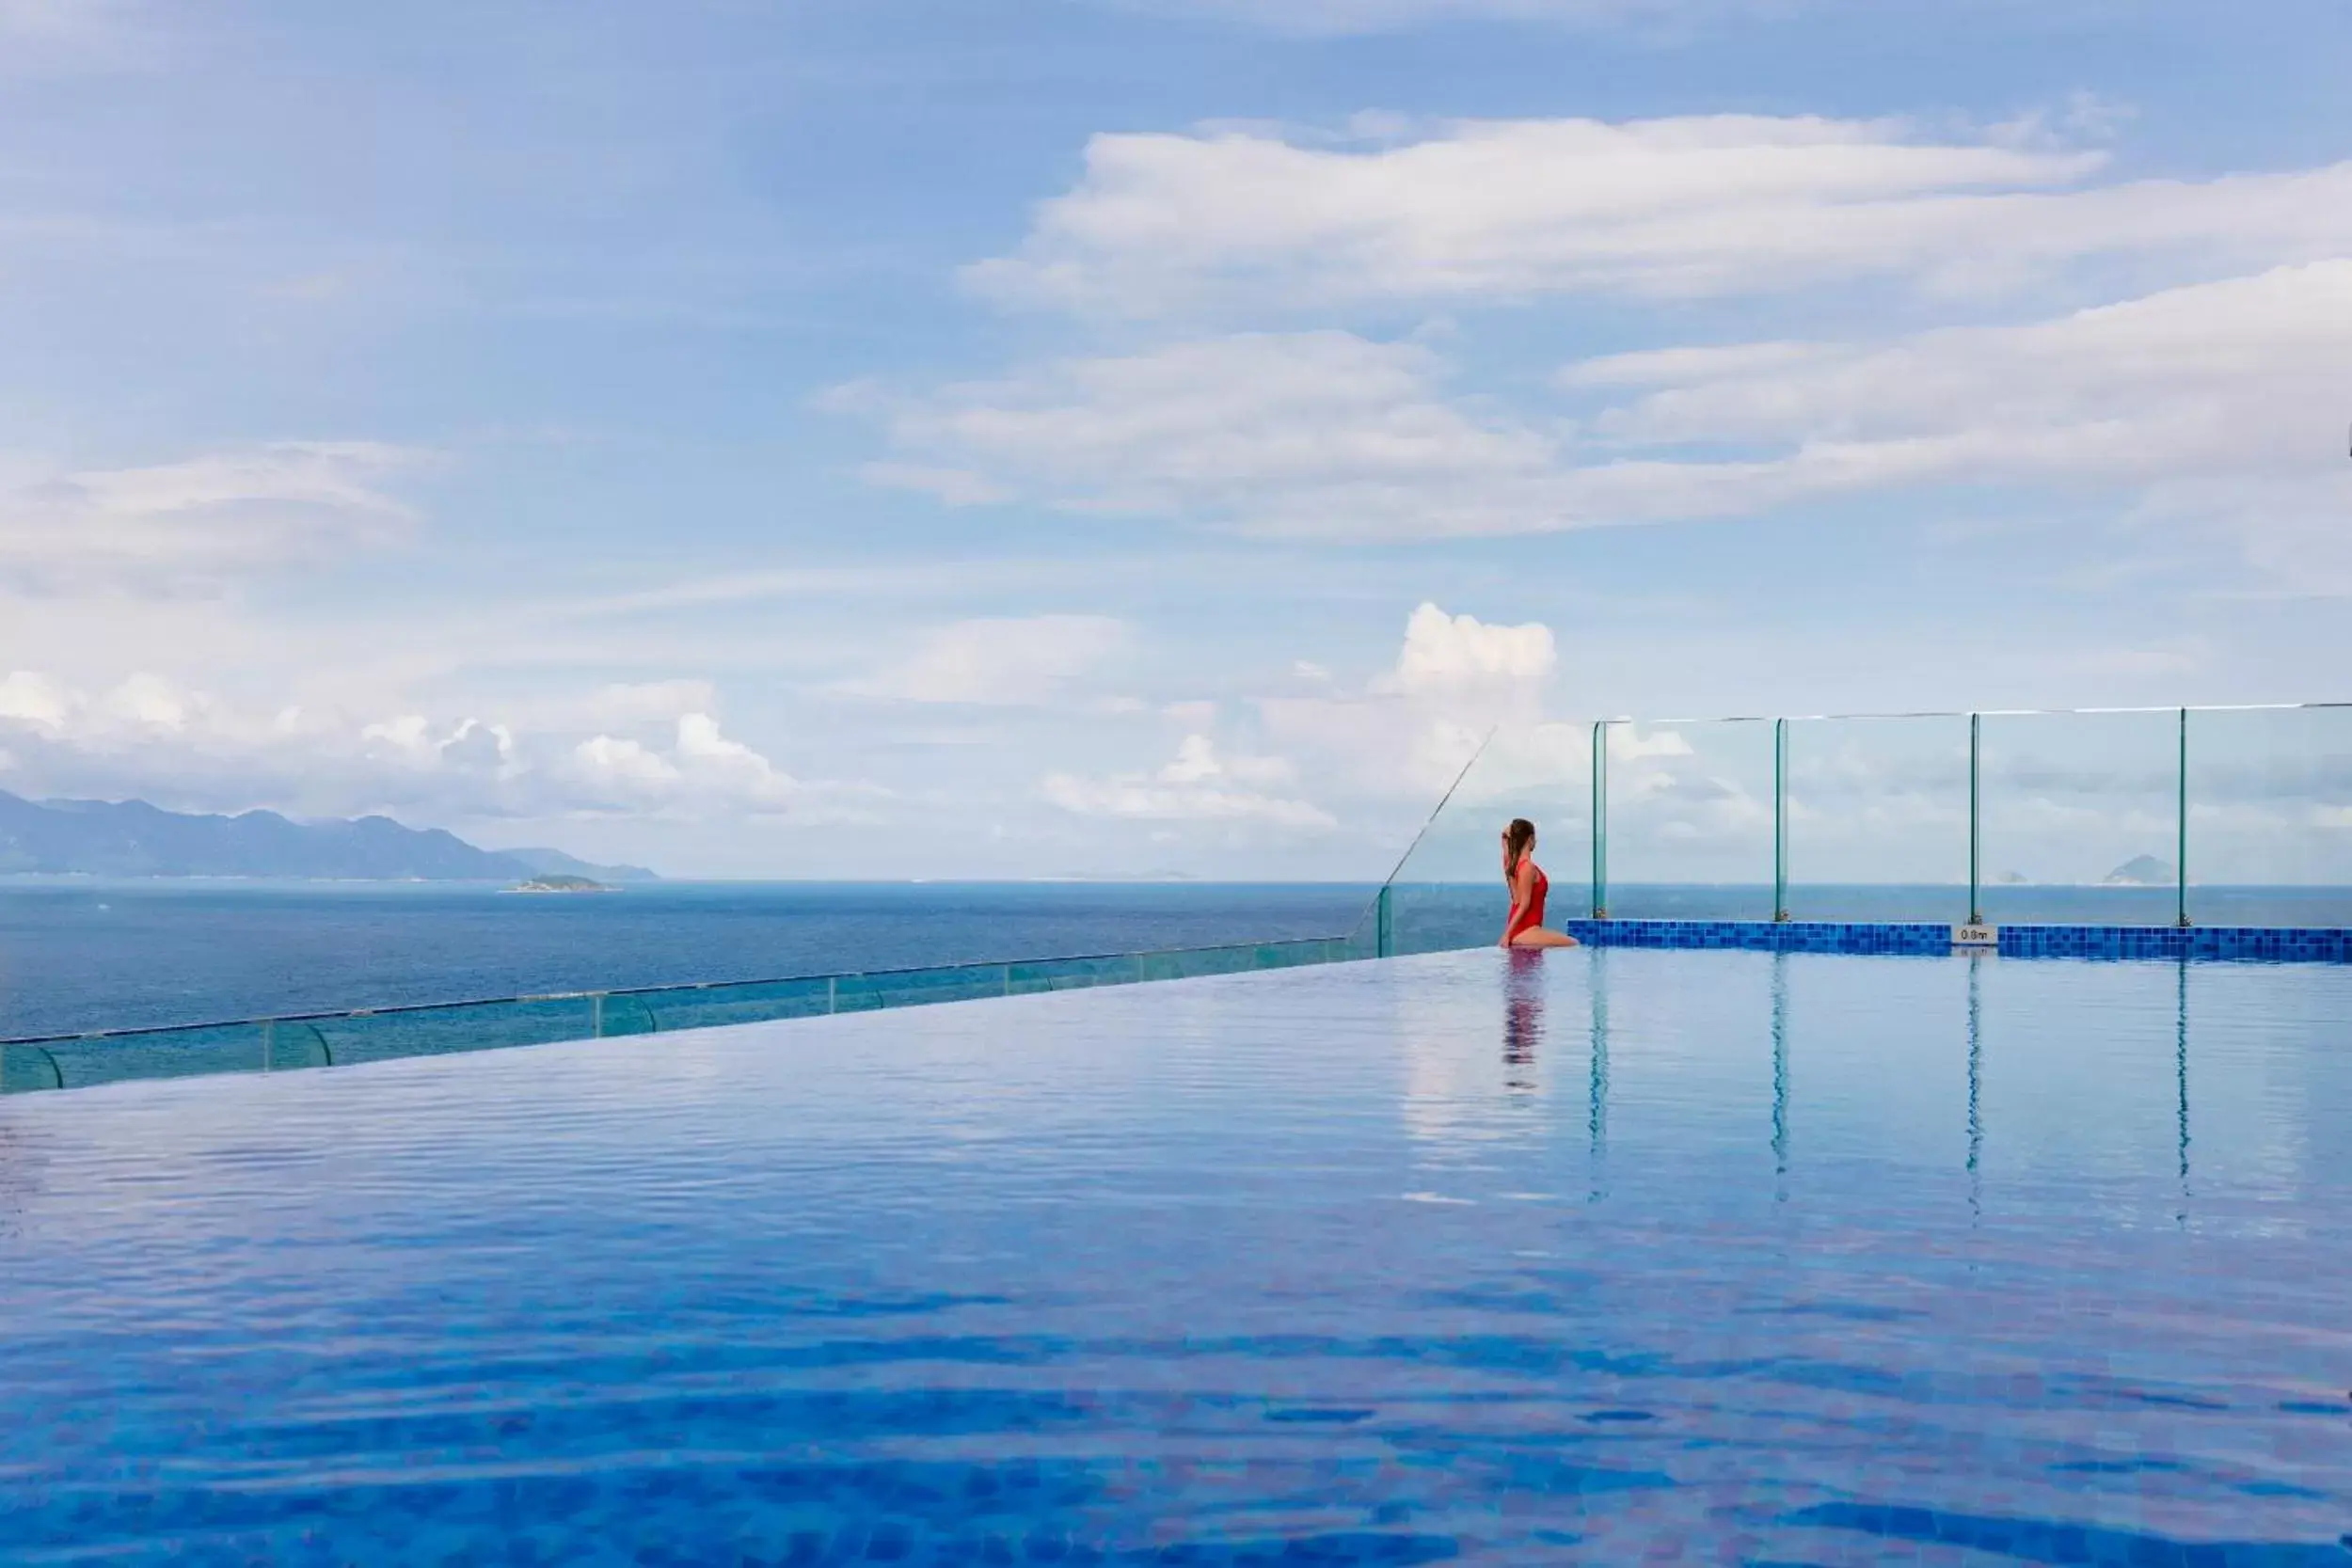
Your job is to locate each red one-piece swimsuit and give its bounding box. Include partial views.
[1506,862,1549,942]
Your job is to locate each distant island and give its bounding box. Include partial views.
[0,788,660,883]
[507,874,612,895]
[2104,854,2176,887]
[496,847,658,884]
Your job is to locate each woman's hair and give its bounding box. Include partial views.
[1503,817,1536,879]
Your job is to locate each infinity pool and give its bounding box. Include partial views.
[4,948,2348,1564]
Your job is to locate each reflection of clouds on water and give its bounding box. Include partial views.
[1396,951,1563,1172]
[1503,948,1543,1093]
[1394,971,1490,1159]
[0,1117,40,1240]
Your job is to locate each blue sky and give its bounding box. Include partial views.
[0,0,2347,879]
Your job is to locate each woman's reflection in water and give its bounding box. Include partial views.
[1503,947,1546,1093]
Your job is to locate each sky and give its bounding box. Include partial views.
[0,0,2347,880]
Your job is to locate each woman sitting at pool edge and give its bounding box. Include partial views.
[1501,817,1578,949]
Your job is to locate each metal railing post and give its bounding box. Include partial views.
[1772,717,1790,922]
[1968,712,1982,927]
[1376,883,1393,958]
[2177,706,2191,928]
[1592,720,1610,920]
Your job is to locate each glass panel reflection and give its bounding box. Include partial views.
[1382,722,1594,955]
[1606,719,1776,921]
[1783,714,1971,922]
[1978,710,2182,926]
[2183,705,2352,927]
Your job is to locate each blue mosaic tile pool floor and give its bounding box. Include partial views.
[3,948,2349,1564]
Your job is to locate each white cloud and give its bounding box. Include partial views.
[675,711,801,807]
[0,442,427,589]
[361,714,519,778]
[0,670,73,728]
[853,614,1133,705]
[967,115,2352,316]
[0,671,867,825]
[1384,602,1556,694]
[1043,733,1335,827]
[1254,602,1561,810]
[846,332,1567,541]
[1565,261,2352,566]
[566,734,681,799]
[560,715,812,817]
[1584,263,2352,459]
[853,263,2352,561]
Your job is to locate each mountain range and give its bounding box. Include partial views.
[0,790,658,882]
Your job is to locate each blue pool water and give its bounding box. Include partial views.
[4,947,2349,1563]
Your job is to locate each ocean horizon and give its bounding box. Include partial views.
[8,877,2349,1044]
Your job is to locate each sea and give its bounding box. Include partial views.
[0,880,1375,1040]
[7,877,2346,1042]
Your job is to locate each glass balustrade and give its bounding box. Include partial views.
[1975,708,2185,927]
[1601,718,1778,921]
[8,704,2348,1100]
[1381,721,1593,954]
[1377,705,2352,942]
[2181,705,2352,928]
[1782,713,1972,923]
[0,933,1378,1096]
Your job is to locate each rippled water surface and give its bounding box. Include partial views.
[3,948,2349,1564]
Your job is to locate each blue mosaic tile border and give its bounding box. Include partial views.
[1558,920,2352,963]
[1558,919,1951,956]
[1994,924,2352,962]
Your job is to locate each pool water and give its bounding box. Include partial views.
[3,948,2349,1564]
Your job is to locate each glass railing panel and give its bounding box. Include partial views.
[1978,709,2182,926]
[1244,937,1353,973]
[262,1020,338,1071]
[0,1042,58,1094]
[1381,722,1595,954]
[1010,955,1144,994]
[1606,718,1776,921]
[309,996,599,1068]
[599,976,837,1035]
[5,1023,267,1092]
[1138,945,1252,983]
[2184,705,2352,927]
[829,965,1012,1014]
[0,936,1385,1098]
[1784,714,1971,923]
